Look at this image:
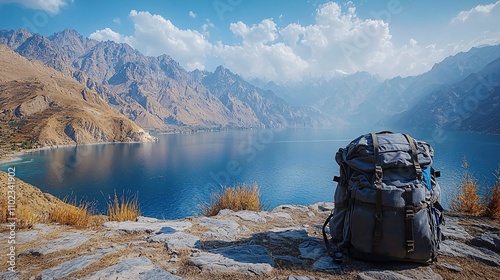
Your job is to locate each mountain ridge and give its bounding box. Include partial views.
[0,28,329,130]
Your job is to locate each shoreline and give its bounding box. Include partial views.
[0,139,159,165]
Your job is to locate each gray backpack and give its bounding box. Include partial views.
[323,132,444,263]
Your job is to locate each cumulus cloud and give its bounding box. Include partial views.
[449,1,500,49]
[90,10,211,71]
[0,0,70,14]
[89,2,500,82]
[189,11,197,18]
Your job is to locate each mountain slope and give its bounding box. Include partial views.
[0,45,155,148]
[1,29,327,130]
[396,57,500,133]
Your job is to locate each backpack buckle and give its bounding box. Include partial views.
[405,206,415,219]
[406,240,415,252]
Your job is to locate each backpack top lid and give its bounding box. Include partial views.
[336,132,434,174]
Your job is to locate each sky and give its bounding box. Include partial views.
[0,0,499,83]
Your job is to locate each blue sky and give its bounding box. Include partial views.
[0,0,499,82]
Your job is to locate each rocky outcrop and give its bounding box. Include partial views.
[0,44,155,147]
[1,201,499,279]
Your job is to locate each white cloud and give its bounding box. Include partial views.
[89,2,500,82]
[449,1,500,49]
[0,0,70,14]
[451,1,499,23]
[189,11,197,18]
[90,10,211,71]
[113,17,121,25]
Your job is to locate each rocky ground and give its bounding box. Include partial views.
[0,202,499,280]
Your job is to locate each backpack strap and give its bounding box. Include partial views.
[322,211,343,262]
[370,133,383,250]
[403,134,423,181]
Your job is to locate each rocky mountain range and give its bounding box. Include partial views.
[0,45,155,148]
[0,28,498,135]
[262,44,500,133]
[0,29,329,131]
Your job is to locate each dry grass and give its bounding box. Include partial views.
[202,183,263,216]
[450,159,484,215]
[0,202,43,229]
[49,197,92,229]
[484,168,500,220]
[107,191,140,222]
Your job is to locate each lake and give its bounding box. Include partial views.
[2,128,500,219]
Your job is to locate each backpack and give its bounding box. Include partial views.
[322,131,444,264]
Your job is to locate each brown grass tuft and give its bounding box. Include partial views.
[49,197,92,229]
[202,183,263,216]
[107,191,140,222]
[451,159,484,216]
[484,168,500,220]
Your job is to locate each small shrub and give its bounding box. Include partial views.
[16,205,41,229]
[484,168,500,220]
[450,159,484,215]
[49,197,92,229]
[107,191,140,222]
[202,183,263,216]
[0,202,41,229]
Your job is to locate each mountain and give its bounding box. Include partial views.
[0,29,328,130]
[356,44,500,123]
[198,66,328,127]
[0,44,155,148]
[396,56,500,133]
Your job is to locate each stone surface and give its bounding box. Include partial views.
[270,212,293,220]
[299,241,326,259]
[189,245,274,275]
[233,211,267,223]
[356,267,442,280]
[441,218,472,240]
[21,232,89,256]
[309,202,335,213]
[440,263,463,273]
[470,232,500,253]
[439,239,500,266]
[147,232,201,250]
[17,230,39,243]
[41,248,113,280]
[200,217,240,241]
[0,271,20,280]
[268,227,310,241]
[288,276,316,280]
[274,205,311,212]
[103,220,192,234]
[81,256,183,280]
[312,256,341,271]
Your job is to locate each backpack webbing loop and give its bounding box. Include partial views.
[403,134,423,181]
[405,189,415,254]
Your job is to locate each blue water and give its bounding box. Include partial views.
[1,128,499,219]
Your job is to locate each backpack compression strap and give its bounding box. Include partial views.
[322,211,343,262]
[370,133,383,250]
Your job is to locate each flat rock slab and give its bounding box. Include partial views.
[439,239,500,266]
[40,248,113,280]
[470,232,500,253]
[21,232,89,256]
[356,267,442,280]
[81,256,183,280]
[441,218,472,240]
[268,227,310,241]
[299,241,326,259]
[309,202,335,212]
[312,256,341,271]
[189,245,274,275]
[147,232,201,250]
[200,217,240,241]
[103,220,192,234]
